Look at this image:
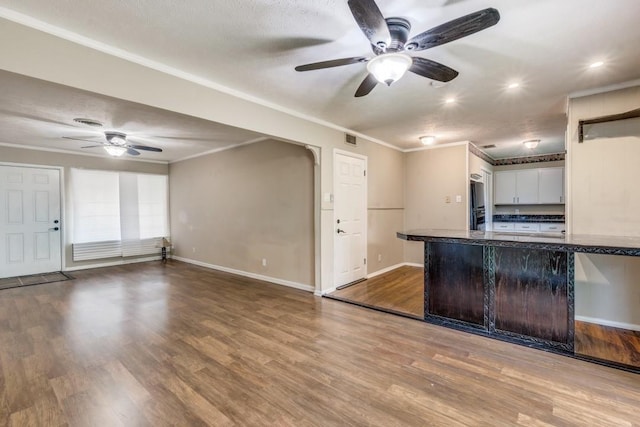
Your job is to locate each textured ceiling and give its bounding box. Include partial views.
[1,0,640,159]
[0,70,266,162]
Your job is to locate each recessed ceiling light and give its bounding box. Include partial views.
[589,61,604,69]
[508,82,520,89]
[523,139,540,149]
[445,97,456,104]
[420,136,436,145]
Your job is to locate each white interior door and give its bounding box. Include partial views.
[0,165,62,278]
[334,151,367,287]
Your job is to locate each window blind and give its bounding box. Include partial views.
[71,168,169,261]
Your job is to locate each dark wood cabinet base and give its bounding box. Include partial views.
[423,240,574,351]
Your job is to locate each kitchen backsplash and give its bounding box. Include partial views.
[493,204,565,215]
[493,214,565,223]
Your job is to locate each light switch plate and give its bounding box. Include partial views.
[456,195,462,203]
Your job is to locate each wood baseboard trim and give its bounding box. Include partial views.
[172,256,314,293]
[575,315,640,332]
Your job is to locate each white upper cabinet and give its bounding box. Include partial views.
[515,169,539,204]
[494,169,539,204]
[538,167,564,204]
[494,167,564,205]
[494,170,517,204]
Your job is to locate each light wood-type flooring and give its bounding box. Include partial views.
[575,321,640,368]
[1,261,639,426]
[331,266,640,371]
[330,265,424,318]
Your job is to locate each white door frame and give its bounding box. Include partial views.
[482,168,493,231]
[333,148,368,288]
[0,161,65,274]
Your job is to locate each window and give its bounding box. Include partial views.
[71,169,169,260]
[71,169,121,243]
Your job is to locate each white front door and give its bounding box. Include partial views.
[334,151,367,287]
[0,165,62,278]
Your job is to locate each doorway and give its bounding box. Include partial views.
[0,165,62,278]
[333,150,367,288]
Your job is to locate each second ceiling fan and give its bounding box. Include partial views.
[63,131,163,157]
[295,0,500,97]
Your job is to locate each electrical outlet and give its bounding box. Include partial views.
[262,258,267,267]
[377,254,382,262]
[192,247,196,253]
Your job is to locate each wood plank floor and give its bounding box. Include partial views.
[1,261,639,426]
[331,266,640,372]
[330,266,424,318]
[575,321,640,368]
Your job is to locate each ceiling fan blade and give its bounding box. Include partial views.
[348,0,391,52]
[80,145,105,149]
[126,148,141,156]
[128,144,163,152]
[409,57,459,82]
[62,136,99,143]
[295,57,369,72]
[355,74,378,97]
[406,8,500,52]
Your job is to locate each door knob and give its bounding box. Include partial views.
[49,227,59,231]
[337,228,346,234]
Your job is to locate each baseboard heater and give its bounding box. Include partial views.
[72,238,164,261]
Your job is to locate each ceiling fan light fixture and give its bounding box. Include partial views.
[366,53,413,86]
[523,139,540,149]
[420,135,436,145]
[105,131,127,146]
[104,145,127,157]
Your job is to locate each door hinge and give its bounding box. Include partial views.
[364,170,366,176]
[364,258,367,265]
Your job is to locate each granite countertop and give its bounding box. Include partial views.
[493,214,565,223]
[397,229,640,257]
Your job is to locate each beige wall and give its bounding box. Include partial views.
[361,141,406,273]
[0,145,168,269]
[0,18,410,293]
[568,85,640,329]
[169,139,315,287]
[403,144,468,263]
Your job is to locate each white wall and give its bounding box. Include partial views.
[568,85,640,330]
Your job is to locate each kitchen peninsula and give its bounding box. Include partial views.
[397,229,640,355]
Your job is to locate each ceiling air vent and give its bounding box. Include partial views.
[345,133,357,146]
[73,118,103,127]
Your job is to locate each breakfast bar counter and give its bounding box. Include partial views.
[397,229,640,353]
